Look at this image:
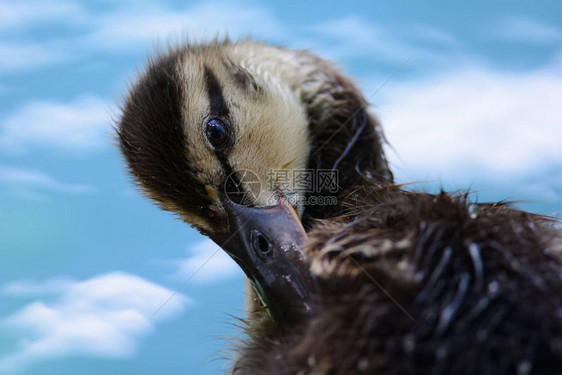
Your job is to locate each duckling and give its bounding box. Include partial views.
[117,39,562,374]
[117,39,392,322]
[233,186,562,374]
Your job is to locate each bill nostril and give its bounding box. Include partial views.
[251,230,272,255]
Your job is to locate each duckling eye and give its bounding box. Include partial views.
[205,118,230,149]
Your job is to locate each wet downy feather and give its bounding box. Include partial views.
[233,185,562,375]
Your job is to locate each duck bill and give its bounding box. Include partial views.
[209,198,317,326]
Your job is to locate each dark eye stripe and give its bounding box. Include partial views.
[204,65,229,117]
[202,64,248,202]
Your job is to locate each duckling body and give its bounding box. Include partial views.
[234,187,562,374]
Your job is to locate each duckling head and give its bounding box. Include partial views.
[117,39,391,324]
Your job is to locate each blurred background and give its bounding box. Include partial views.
[1,0,561,374]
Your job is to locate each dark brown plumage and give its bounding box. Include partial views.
[233,186,562,374]
[117,49,219,230]
[298,52,394,228]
